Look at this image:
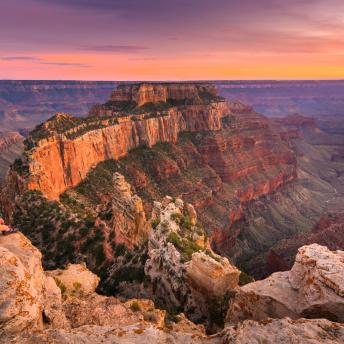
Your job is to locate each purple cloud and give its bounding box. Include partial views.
[40,62,92,68]
[1,55,92,68]
[1,56,41,61]
[79,45,149,53]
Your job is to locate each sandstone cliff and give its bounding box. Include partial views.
[8,95,229,201]
[109,82,219,108]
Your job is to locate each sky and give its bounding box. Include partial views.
[1,0,344,80]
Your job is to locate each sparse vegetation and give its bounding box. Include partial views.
[151,218,160,229]
[11,158,29,176]
[239,271,254,286]
[54,277,67,295]
[130,301,141,312]
[168,232,202,261]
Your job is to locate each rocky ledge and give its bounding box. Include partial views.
[1,228,343,343]
[226,244,344,324]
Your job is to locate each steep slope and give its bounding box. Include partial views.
[0,131,24,181]
[0,83,301,282]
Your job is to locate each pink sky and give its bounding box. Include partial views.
[1,0,344,80]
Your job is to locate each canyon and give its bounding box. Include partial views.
[2,80,344,132]
[1,83,343,282]
[0,81,343,341]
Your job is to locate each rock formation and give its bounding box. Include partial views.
[0,232,68,334]
[226,244,344,324]
[1,224,343,344]
[0,229,208,343]
[3,81,342,288]
[3,89,228,201]
[222,317,344,344]
[104,172,151,248]
[146,196,240,330]
[108,82,219,108]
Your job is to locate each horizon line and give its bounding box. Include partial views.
[1,78,344,82]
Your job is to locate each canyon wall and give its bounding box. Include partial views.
[110,83,218,106]
[22,100,229,200]
[0,131,24,181]
[1,83,302,281]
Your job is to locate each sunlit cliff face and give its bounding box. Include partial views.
[1,0,344,80]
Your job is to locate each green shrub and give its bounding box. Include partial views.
[73,281,82,291]
[239,271,254,286]
[130,301,141,312]
[151,218,160,229]
[54,277,67,295]
[114,243,127,257]
[168,232,202,261]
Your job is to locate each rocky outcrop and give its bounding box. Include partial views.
[1,225,344,344]
[0,232,68,334]
[109,83,219,107]
[104,172,151,248]
[222,317,344,344]
[145,196,240,329]
[46,263,100,296]
[0,228,209,343]
[226,244,344,324]
[6,95,229,201]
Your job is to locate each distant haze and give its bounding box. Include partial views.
[1,80,344,132]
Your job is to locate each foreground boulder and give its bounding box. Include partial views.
[0,233,45,333]
[0,232,68,334]
[226,244,344,324]
[46,263,100,297]
[223,317,344,344]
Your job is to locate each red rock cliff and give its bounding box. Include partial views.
[110,82,218,107]
[11,89,229,200]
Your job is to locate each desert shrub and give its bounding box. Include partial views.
[239,271,254,286]
[73,281,82,291]
[130,301,141,312]
[151,218,160,229]
[114,243,127,257]
[168,232,202,261]
[54,277,67,295]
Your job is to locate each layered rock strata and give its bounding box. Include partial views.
[109,83,218,107]
[9,96,229,200]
